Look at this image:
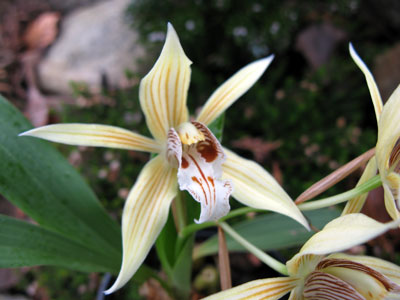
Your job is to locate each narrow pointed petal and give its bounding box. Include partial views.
[201,277,299,300]
[349,43,383,121]
[383,184,400,220]
[177,122,232,223]
[295,214,400,258]
[376,84,400,175]
[329,254,400,285]
[303,271,366,300]
[104,156,177,294]
[196,55,274,125]
[20,123,161,153]
[139,23,191,142]
[222,148,309,229]
[342,157,377,215]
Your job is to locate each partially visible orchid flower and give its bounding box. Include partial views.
[342,44,400,220]
[202,213,400,300]
[20,23,309,293]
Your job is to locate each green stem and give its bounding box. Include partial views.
[179,207,263,241]
[175,191,187,232]
[219,222,288,276]
[298,175,382,211]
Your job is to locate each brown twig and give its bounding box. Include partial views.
[218,226,232,290]
[295,147,375,204]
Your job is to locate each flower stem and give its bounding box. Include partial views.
[298,175,381,211]
[179,207,263,240]
[219,222,288,276]
[172,191,187,233]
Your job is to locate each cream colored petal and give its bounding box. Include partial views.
[376,84,400,179]
[328,253,400,286]
[286,254,323,278]
[19,123,161,153]
[349,43,383,121]
[342,157,377,215]
[383,184,400,220]
[196,55,274,125]
[288,288,302,300]
[303,271,366,300]
[139,23,192,142]
[201,277,299,300]
[104,155,177,294]
[296,214,400,258]
[222,148,309,229]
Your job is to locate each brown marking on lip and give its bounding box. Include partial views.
[208,176,216,205]
[181,157,189,168]
[192,176,208,205]
[189,154,211,205]
[197,142,218,162]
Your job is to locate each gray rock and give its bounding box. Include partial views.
[47,0,105,13]
[38,0,145,95]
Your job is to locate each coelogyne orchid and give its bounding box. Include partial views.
[202,214,400,300]
[342,44,400,220]
[20,23,309,293]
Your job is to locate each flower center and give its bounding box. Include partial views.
[176,122,205,145]
[166,121,233,223]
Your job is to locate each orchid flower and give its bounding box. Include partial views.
[202,213,400,300]
[20,23,309,293]
[342,44,400,221]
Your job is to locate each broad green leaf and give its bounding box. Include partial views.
[194,208,340,259]
[0,96,121,266]
[155,210,177,277]
[171,235,194,299]
[0,214,117,272]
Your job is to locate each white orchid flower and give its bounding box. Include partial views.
[20,23,308,293]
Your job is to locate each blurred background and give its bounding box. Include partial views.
[1,0,400,299]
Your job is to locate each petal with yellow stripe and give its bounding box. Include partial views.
[349,43,383,121]
[342,157,377,215]
[201,277,299,300]
[19,123,161,153]
[196,55,274,126]
[139,23,192,142]
[221,148,309,230]
[104,155,177,294]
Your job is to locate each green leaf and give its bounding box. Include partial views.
[171,235,194,299]
[207,113,225,142]
[0,96,121,269]
[193,208,340,259]
[0,214,117,272]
